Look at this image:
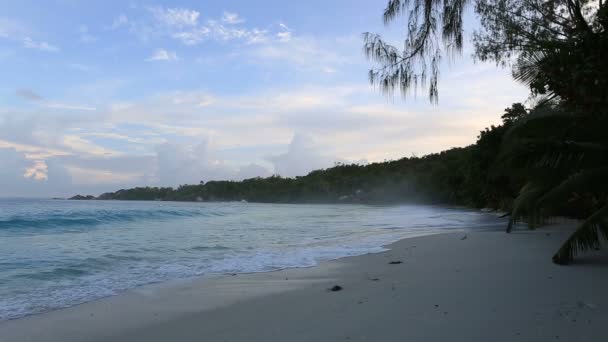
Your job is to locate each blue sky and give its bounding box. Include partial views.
[0,0,528,197]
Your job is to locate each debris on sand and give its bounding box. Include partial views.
[388,261,403,265]
[328,285,343,292]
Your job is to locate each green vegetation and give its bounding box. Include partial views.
[365,0,607,263]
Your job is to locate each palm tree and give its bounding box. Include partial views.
[502,104,608,264]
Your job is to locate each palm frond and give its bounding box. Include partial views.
[502,138,608,171]
[508,182,553,232]
[512,51,547,87]
[552,203,608,264]
[538,167,608,210]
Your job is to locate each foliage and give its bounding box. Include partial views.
[363,0,469,102]
[475,0,608,111]
[366,0,607,263]
[503,105,608,263]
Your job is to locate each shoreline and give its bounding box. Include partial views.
[0,228,451,322]
[2,224,608,341]
[0,230,446,324]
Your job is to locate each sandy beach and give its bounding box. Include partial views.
[1,224,607,342]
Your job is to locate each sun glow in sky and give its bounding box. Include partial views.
[0,0,528,197]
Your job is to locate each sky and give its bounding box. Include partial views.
[0,0,529,197]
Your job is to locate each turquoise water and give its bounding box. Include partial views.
[0,198,506,320]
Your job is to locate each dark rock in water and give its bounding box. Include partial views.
[369,278,380,281]
[460,234,468,240]
[328,285,343,292]
[388,261,403,264]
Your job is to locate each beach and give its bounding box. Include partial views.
[1,224,607,342]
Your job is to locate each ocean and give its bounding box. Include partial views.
[0,198,507,320]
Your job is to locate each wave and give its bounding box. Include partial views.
[0,208,222,231]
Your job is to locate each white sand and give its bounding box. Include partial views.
[1,224,607,342]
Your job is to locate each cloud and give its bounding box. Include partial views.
[173,19,270,45]
[250,35,353,73]
[150,7,200,28]
[23,37,59,52]
[269,133,337,177]
[276,31,291,42]
[15,88,96,111]
[0,46,529,197]
[110,14,129,30]
[155,139,229,186]
[1,18,60,53]
[78,25,97,43]
[16,89,44,101]
[172,26,211,45]
[68,63,93,72]
[46,103,97,111]
[0,148,72,197]
[222,12,244,24]
[62,135,122,156]
[0,17,27,39]
[146,48,178,62]
[235,163,272,180]
[276,23,292,42]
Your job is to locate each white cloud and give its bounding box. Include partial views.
[146,48,178,62]
[172,26,210,45]
[78,25,97,43]
[269,133,337,177]
[166,14,274,45]
[15,88,97,111]
[276,23,292,42]
[276,31,291,42]
[150,7,200,28]
[0,148,73,197]
[46,103,97,111]
[0,18,26,39]
[68,63,93,72]
[62,135,122,157]
[16,88,44,101]
[66,165,142,185]
[222,12,244,24]
[235,163,272,180]
[250,35,352,73]
[23,37,59,52]
[110,14,129,30]
[0,46,530,197]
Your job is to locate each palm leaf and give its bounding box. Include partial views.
[538,167,608,211]
[502,138,608,171]
[507,182,553,232]
[512,51,548,88]
[552,203,608,264]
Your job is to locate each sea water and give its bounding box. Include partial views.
[0,198,507,320]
